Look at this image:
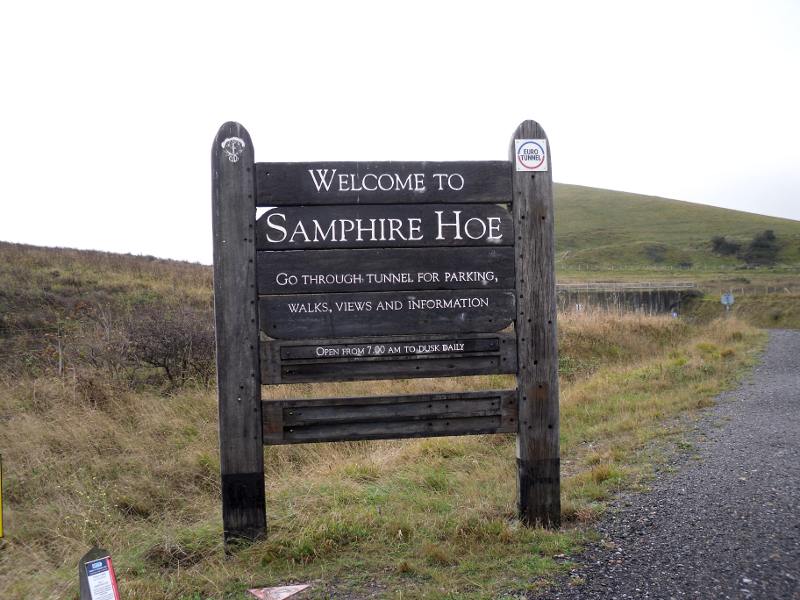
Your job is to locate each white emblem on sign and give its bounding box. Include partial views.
[221,137,246,163]
[515,139,548,172]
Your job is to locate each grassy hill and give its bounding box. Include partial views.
[0,240,766,598]
[554,184,800,270]
[0,187,798,596]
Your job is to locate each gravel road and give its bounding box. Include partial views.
[538,329,800,600]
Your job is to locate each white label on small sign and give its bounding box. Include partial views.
[85,556,120,600]
[515,139,548,172]
[248,584,312,600]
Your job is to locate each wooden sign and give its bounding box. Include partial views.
[260,290,515,339]
[262,390,517,445]
[257,247,516,294]
[255,203,513,250]
[255,161,510,205]
[211,121,560,547]
[261,333,517,384]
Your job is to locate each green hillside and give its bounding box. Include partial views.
[3,182,795,596]
[0,240,766,598]
[554,184,800,270]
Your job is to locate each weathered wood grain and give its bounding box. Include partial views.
[511,120,561,527]
[257,246,515,294]
[212,122,266,544]
[278,356,503,382]
[283,398,503,426]
[281,417,505,443]
[255,161,511,205]
[259,290,515,339]
[262,390,517,444]
[261,333,517,383]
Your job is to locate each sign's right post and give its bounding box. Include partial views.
[510,120,561,527]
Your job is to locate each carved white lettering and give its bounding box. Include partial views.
[448,173,464,190]
[407,297,489,310]
[309,170,429,193]
[395,173,413,191]
[432,173,464,190]
[275,272,298,286]
[435,210,463,241]
[356,219,377,242]
[362,173,377,191]
[338,219,356,240]
[487,217,502,240]
[464,217,487,240]
[287,301,329,313]
[408,218,422,241]
[288,220,311,243]
[265,212,288,243]
[264,210,505,245]
[308,169,336,191]
[313,220,337,242]
[378,174,394,191]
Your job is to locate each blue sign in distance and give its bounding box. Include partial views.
[721,293,735,306]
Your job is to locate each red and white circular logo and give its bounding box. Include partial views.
[515,139,548,172]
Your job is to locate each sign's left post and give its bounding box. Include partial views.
[212,122,266,545]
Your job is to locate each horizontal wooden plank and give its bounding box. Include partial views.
[255,161,511,206]
[279,356,506,383]
[255,204,513,250]
[274,389,516,408]
[281,338,498,360]
[277,334,508,360]
[281,417,508,444]
[262,390,517,444]
[259,290,515,339]
[282,398,502,426]
[261,333,516,383]
[257,247,515,294]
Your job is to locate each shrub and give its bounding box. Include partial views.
[711,236,741,256]
[644,244,666,263]
[742,230,779,265]
[128,303,215,387]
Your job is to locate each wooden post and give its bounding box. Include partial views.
[57,334,63,376]
[212,122,266,544]
[510,121,561,527]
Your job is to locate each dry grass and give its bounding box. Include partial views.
[0,311,765,599]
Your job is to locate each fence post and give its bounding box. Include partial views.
[212,122,266,545]
[510,121,561,527]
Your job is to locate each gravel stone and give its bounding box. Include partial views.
[536,330,800,599]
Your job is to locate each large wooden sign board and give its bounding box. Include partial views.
[212,121,560,545]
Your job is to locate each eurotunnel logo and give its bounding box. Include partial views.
[515,139,548,172]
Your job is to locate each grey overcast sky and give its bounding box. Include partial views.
[1,1,798,264]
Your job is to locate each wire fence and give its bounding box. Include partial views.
[557,262,800,272]
[557,281,697,292]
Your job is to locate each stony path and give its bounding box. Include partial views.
[538,329,800,600]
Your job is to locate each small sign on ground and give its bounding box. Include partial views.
[247,584,311,600]
[78,546,121,600]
